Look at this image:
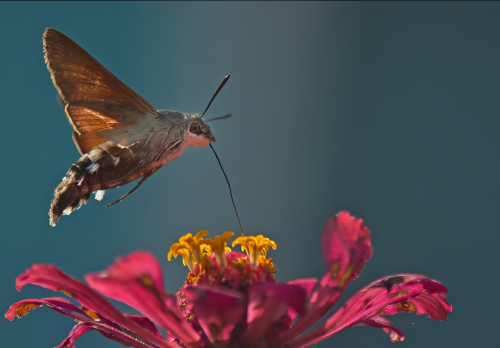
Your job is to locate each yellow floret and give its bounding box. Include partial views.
[259,255,277,274]
[232,235,277,269]
[203,231,234,269]
[167,230,210,271]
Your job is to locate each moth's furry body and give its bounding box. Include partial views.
[44,28,218,226]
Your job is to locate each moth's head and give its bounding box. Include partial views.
[187,117,215,147]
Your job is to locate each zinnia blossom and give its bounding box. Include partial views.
[5,212,452,347]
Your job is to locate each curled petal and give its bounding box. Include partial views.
[285,274,451,348]
[184,285,246,346]
[55,323,95,348]
[56,322,160,348]
[5,298,167,348]
[54,322,150,348]
[14,264,175,348]
[58,315,165,348]
[359,316,405,343]
[5,297,92,322]
[85,251,201,346]
[379,281,451,320]
[277,212,373,343]
[320,212,373,286]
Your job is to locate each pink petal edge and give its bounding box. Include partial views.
[285,274,451,347]
[13,264,177,348]
[275,212,374,343]
[85,251,200,345]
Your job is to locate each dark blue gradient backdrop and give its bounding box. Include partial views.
[0,2,498,347]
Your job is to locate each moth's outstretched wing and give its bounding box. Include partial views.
[72,131,109,155]
[43,28,158,152]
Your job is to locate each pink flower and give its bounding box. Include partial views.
[5,212,452,348]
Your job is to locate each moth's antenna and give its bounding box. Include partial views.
[205,113,232,122]
[209,143,244,236]
[200,74,230,119]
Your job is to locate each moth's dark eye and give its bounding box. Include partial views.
[189,122,202,135]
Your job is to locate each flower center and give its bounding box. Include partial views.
[168,231,279,331]
[168,231,278,290]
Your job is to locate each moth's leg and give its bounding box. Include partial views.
[105,169,157,208]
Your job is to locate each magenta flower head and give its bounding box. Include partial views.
[6,212,451,348]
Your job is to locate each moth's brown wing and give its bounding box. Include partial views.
[70,106,148,154]
[72,131,109,155]
[43,28,157,148]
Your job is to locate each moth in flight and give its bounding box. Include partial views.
[44,28,231,226]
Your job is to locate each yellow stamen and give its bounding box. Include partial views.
[168,230,210,271]
[233,257,248,271]
[259,255,277,274]
[203,231,234,269]
[186,273,201,284]
[232,235,277,269]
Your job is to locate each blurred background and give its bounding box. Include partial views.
[0,2,497,347]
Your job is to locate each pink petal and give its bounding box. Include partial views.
[5,298,166,348]
[5,297,93,322]
[56,322,159,348]
[95,251,165,293]
[85,251,201,346]
[359,316,405,342]
[379,280,451,320]
[286,279,317,322]
[320,212,373,284]
[285,274,451,347]
[276,212,373,343]
[70,315,165,348]
[184,285,245,346]
[97,315,165,347]
[125,314,164,339]
[55,323,95,348]
[14,263,175,348]
[240,282,308,346]
[326,274,452,327]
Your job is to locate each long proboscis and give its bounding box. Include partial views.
[201,74,243,235]
[210,144,244,236]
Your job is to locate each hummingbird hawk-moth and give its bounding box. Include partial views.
[44,28,231,226]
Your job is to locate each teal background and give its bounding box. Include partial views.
[0,2,498,347]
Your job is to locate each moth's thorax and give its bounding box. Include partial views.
[187,112,200,119]
[156,110,198,121]
[130,110,212,168]
[156,110,215,148]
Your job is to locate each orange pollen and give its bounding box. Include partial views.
[59,289,76,298]
[14,303,40,318]
[390,289,410,299]
[396,301,416,313]
[82,307,100,321]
